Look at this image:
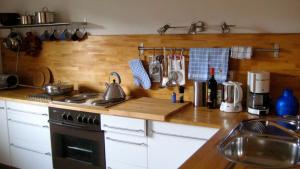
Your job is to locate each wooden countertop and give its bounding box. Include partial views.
[1,88,296,169]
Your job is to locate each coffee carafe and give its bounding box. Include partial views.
[220,81,243,112]
[247,71,270,115]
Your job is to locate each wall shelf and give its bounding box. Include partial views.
[0,22,87,30]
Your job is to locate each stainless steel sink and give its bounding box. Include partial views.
[219,117,300,168]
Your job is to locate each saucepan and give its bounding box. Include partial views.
[43,82,73,95]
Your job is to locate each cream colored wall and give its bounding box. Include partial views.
[0,0,300,35]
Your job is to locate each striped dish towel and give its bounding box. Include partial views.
[188,48,230,83]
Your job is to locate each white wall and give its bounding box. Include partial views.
[0,0,300,35]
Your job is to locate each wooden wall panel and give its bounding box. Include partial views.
[2,34,300,106]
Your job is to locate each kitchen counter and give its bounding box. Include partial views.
[0,88,296,169]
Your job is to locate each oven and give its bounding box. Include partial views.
[49,107,106,169]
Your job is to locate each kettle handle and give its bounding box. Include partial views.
[234,83,243,107]
[109,72,122,84]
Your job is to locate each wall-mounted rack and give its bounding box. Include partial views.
[138,43,280,57]
[0,22,87,31]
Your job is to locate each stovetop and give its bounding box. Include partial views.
[27,92,127,108]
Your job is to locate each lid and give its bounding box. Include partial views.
[210,68,215,76]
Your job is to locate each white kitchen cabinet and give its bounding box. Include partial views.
[0,100,10,166]
[105,132,148,169]
[10,145,52,169]
[101,114,148,169]
[101,114,146,136]
[147,121,219,169]
[6,101,52,169]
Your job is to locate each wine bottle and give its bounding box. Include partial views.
[207,68,218,109]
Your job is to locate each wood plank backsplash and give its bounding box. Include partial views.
[2,34,300,105]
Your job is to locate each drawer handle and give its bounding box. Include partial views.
[10,143,51,156]
[151,130,208,141]
[7,108,48,117]
[45,152,52,156]
[103,124,144,133]
[106,137,147,146]
[0,107,5,110]
[8,119,49,129]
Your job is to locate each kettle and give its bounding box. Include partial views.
[220,81,243,112]
[103,72,126,101]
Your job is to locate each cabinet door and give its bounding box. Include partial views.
[10,145,52,169]
[105,132,148,168]
[148,133,206,169]
[0,101,10,166]
[106,159,147,169]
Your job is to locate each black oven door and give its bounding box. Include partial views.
[50,122,106,169]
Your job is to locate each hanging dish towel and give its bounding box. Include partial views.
[188,48,230,83]
[231,46,253,59]
[128,59,151,89]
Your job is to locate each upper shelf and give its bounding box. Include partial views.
[0,22,86,29]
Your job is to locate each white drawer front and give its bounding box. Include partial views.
[105,132,147,168]
[148,132,206,169]
[8,120,51,154]
[6,101,48,116]
[7,109,49,127]
[10,145,52,169]
[106,159,147,169]
[102,115,146,136]
[150,121,219,140]
[0,100,5,108]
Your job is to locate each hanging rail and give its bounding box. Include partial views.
[138,43,280,57]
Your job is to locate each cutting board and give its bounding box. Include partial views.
[108,97,191,121]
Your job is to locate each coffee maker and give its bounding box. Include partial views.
[220,81,243,113]
[247,71,270,115]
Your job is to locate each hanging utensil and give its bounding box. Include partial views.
[161,47,168,87]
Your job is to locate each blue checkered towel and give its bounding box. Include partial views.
[188,48,230,83]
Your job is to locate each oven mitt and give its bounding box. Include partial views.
[129,59,151,89]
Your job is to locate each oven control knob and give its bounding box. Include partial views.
[88,117,94,124]
[82,116,88,124]
[93,118,100,125]
[62,113,67,120]
[67,114,73,121]
[77,115,83,123]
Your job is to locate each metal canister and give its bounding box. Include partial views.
[35,7,55,24]
[193,81,202,107]
[20,15,34,25]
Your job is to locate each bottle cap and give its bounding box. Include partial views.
[210,68,215,75]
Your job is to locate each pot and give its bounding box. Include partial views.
[2,32,22,51]
[0,13,20,26]
[35,7,55,24]
[103,72,126,101]
[0,74,19,89]
[43,82,73,95]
